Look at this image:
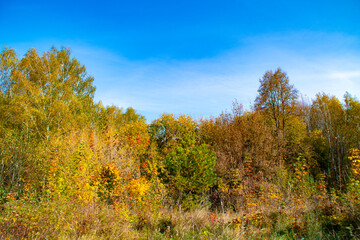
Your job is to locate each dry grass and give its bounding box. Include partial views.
[1,177,358,240]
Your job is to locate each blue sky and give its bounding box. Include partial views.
[1,0,360,122]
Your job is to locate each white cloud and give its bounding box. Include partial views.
[6,32,360,122]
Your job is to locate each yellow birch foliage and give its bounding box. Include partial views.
[46,130,99,205]
[349,148,360,180]
[126,177,150,202]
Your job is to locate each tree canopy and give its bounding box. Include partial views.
[254,68,298,136]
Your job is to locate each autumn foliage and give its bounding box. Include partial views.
[1,48,360,239]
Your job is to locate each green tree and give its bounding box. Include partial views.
[164,132,217,198]
[150,114,217,204]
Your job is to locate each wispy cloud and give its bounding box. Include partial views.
[7,31,360,122]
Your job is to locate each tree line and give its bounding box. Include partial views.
[1,47,360,239]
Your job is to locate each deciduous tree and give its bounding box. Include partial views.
[254,68,298,137]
